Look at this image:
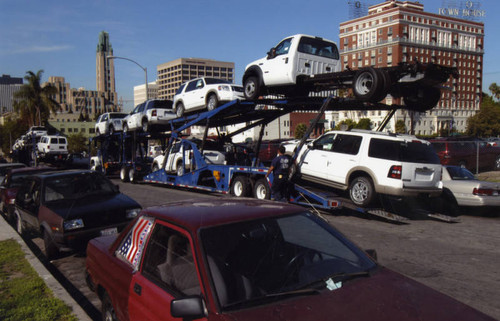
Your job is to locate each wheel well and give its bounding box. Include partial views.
[348,170,375,187]
[243,66,263,83]
[205,91,218,103]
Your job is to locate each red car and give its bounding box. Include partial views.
[0,166,54,223]
[85,199,493,321]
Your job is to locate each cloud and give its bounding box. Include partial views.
[1,45,74,55]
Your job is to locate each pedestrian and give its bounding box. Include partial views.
[266,146,291,202]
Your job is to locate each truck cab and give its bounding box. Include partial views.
[243,34,341,99]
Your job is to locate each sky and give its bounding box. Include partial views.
[1,0,498,112]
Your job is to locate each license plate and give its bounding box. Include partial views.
[101,227,118,236]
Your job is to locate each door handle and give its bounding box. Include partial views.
[305,62,310,68]
[134,283,142,296]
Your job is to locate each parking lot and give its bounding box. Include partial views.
[24,179,500,320]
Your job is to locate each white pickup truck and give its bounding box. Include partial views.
[243,34,458,111]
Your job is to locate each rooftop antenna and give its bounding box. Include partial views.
[348,0,369,19]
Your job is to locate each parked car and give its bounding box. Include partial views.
[85,198,493,321]
[243,34,341,99]
[439,165,500,216]
[37,135,68,160]
[246,139,289,164]
[0,163,27,183]
[26,126,47,138]
[0,166,55,223]
[173,77,245,117]
[123,99,176,133]
[13,169,141,259]
[95,112,128,135]
[295,130,443,207]
[430,137,500,172]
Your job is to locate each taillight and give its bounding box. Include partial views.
[388,165,402,179]
[473,188,494,196]
[47,145,51,150]
[152,110,157,116]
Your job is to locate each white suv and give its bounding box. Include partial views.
[37,135,68,159]
[243,34,341,99]
[123,99,176,133]
[295,130,443,207]
[173,77,245,117]
[95,112,128,135]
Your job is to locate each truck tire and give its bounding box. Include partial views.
[206,94,219,111]
[142,119,149,132]
[349,176,375,207]
[176,103,185,117]
[403,86,441,112]
[253,178,271,200]
[353,67,381,102]
[244,76,261,100]
[176,161,184,176]
[231,176,250,197]
[120,166,130,182]
[109,125,115,135]
[372,69,391,102]
[101,293,118,321]
[129,168,136,184]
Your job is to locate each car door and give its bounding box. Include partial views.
[128,103,145,130]
[128,221,205,321]
[184,79,205,110]
[262,37,293,86]
[298,133,336,180]
[328,134,363,184]
[15,177,40,230]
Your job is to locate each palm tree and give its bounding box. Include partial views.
[13,70,60,126]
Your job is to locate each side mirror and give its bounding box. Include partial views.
[171,296,207,319]
[267,47,276,59]
[307,142,315,150]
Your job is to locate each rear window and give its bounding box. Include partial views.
[298,36,339,60]
[369,138,440,164]
[149,100,173,109]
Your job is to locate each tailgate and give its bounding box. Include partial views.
[402,163,442,188]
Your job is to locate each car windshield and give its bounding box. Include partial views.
[44,172,116,202]
[9,171,49,188]
[109,113,128,119]
[204,78,231,85]
[446,166,476,180]
[200,211,375,310]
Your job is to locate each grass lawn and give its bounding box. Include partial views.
[0,239,77,321]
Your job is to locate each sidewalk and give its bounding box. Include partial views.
[0,215,92,321]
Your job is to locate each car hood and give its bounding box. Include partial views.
[222,268,493,321]
[44,193,140,220]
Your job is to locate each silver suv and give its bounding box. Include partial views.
[296,130,443,207]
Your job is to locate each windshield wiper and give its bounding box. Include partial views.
[297,270,372,291]
[222,288,319,310]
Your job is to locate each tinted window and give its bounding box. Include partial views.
[298,36,339,60]
[446,166,476,180]
[175,84,185,95]
[149,100,172,109]
[205,78,231,85]
[312,134,335,151]
[59,138,67,144]
[185,80,198,92]
[142,223,200,296]
[274,38,292,56]
[109,113,128,119]
[50,138,58,144]
[43,172,116,202]
[369,138,441,164]
[331,134,362,155]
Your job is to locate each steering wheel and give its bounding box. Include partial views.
[284,249,323,276]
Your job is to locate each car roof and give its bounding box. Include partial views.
[0,163,26,168]
[142,198,304,232]
[30,169,96,179]
[8,166,54,174]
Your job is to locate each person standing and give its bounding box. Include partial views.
[266,146,291,201]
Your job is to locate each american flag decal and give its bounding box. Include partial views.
[117,216,153,269]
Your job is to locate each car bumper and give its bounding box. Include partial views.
[219,92,245,102]
[53,221,131,251]
[455,195,500,207]
[381,185,443,197]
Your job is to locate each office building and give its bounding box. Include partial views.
[0,74,23,115]
[157,58,235,100]
[339,0,484,135]
[134,81,158,107]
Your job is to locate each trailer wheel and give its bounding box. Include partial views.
[176,103,185,117]
[371,69,391,102]
[206,94,219,111]
[142,120,149,132]
[403,86,441,112]
[123,123,129,133]
[244,76,261,100]
[353,67,381,102]
[109,125,115,135]
[254,178,271,200]
[120,166,130,182]
[231,176,250,197]
[176,162,184,176]
[129,168,136,184]
[349,176,375,207]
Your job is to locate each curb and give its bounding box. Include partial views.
[0,214,92,321]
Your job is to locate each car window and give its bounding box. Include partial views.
[103,114,109,121]
[205,78,231,85]
[138,103,146,113]
[195,79,204,89]
[312,134,335,151]
[185,80,198,93]
[43,172,116,202]
[142,223,200,296]
[149,100,173,109]
[116,216,155,270]
[109,113,128,119]
[298,36,339,60]
[175,84,186,95]
[274,38,292,56]
[59,138,67,144]
[446,166,476,180]
[50,137,58,144]
[331,134,362,155]
[369,138,441,164]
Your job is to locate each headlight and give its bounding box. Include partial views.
[126,208,141,219]
[218,85,231,91]
[64,219,84,231]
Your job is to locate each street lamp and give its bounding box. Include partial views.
[107,55,149,101]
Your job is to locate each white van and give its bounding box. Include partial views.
[242,34,341,99]
[37,135,68,158]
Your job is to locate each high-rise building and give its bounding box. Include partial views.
[339,0,484,135]
[96,31,117,110]
[134,81,158,107]
[0,74,23,115]
[157,58,235,100]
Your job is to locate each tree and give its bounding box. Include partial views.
[395,120,407,134]
[0,117,30,155]
[466,93,500,137]
[335,119,356,130]
[67,132,88,154]
[294,123,307,139]
[13,70,60,127]
[489,83,500,101]
[355,118,372,130]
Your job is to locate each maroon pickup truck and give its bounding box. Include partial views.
[85,199,493,321]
